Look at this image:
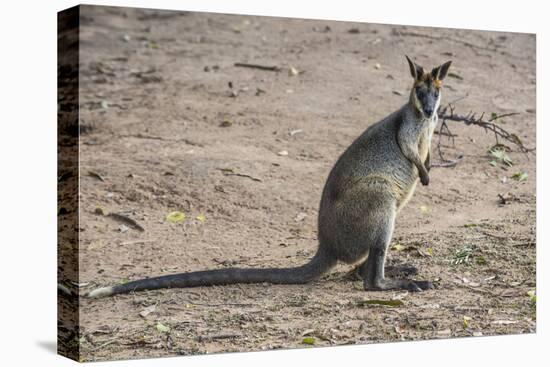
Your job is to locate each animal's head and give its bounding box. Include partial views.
[405,55,452,119]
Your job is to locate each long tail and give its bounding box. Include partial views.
[88,249,336,298]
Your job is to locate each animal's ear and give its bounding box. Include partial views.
[405,55,424,80]
[431,60,452,81]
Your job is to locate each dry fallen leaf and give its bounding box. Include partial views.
[511,172,528,182]
[139,305,156,318]
[87,171,105,182]
[392,244,407,252]
[166,211,185,223]
[88,240,106,251]
[156,322,170,333]
[94,207,106,216]
[288,67,299,76]
[220,119,232,127]
[463,316,472,328]
[394,324,406,334]
[491,320,518,325]
[108,212,145,232]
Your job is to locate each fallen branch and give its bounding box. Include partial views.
[439,105,533,153]
[234,62,281,72]
[433,103,534,168]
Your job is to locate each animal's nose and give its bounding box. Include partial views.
[423,107,434,116]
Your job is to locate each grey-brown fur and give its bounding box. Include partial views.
[88,56,451,298]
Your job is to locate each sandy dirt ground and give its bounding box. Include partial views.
[64,5,536,362]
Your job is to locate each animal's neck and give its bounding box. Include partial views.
[403,102,437,126]
[403,103,423,124]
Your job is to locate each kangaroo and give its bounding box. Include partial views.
[88,56,452,298]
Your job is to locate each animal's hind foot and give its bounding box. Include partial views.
[411,280,434,291]
[363,278,434,292]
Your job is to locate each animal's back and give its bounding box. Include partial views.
[319,105,417,209]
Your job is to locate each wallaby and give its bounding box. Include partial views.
[88,56,452,298]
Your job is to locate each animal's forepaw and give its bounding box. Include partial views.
[420,174,430,186]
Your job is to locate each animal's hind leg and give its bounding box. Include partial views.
[358,206,433,292]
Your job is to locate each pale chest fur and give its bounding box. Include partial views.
[394,113,437,213]
[417,115,437,161]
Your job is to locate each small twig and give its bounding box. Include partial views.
[433,130,457,137]
[122,133,163,140]
[430,155,463,168]
[433,106,461,167]
[119,134,204,147]
[170,302,255,309]
[392,28,500,54]
[92,337,120,351]
[480,231,510,241]
[198,333,242,342]
[217,168,262,182]
[456,283,497,296]
[224,173,262,182]
[488,112,520,122]
[448,93,470,106]
[121,239,155,246]
[234,62,281,72]
[512,242,536,247]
